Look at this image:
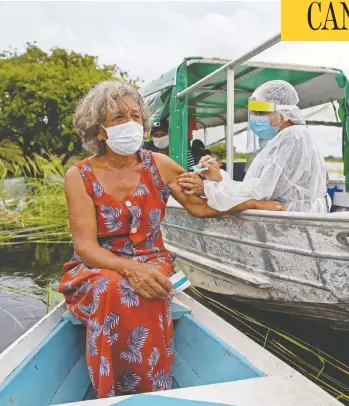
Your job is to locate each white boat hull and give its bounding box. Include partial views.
[162,198,349,329]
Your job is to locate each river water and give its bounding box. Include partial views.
[0,243,71,352]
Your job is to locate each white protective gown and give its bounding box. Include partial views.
[204,125,330,213]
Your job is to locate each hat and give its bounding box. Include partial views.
[151,118,169,135]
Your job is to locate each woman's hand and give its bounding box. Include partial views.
[124,262,173,299]
[178,172,204,196]
[199,155,222,182]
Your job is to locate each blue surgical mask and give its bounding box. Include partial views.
[249,115,279,140]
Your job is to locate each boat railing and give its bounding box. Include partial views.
[177,33,281,178]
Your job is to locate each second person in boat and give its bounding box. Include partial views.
[179,80,330,213]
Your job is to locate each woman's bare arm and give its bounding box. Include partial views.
[65,167,135,274]
[154,153,284,217]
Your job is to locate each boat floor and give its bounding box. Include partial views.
[59,375,340,406]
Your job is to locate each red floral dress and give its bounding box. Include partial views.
[59,149,176,399]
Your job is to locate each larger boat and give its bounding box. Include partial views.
[140,34,349,329]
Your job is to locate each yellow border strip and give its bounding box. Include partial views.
[248,100,275,112]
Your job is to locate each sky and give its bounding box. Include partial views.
[0,0,348,157]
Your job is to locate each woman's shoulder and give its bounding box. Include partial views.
[72,156,93,170]
[65,157,95,197]
[65,157,94,185]
[151,150,177,167]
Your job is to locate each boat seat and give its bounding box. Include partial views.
[62,301,191,326]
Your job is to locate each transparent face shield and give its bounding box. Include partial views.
[245,99,279,170]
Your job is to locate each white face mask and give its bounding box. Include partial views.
[102,121,144,156]
[153,134,169,150]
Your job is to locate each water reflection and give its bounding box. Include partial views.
[0,243,72,352]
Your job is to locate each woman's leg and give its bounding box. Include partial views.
[59,265,173,398]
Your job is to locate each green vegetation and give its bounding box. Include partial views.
[0,43,140,169]
[0,155,69,245]
[0,43,141,243]
[325,156,343,163]
[209,143,226,160]
[210,143,343,164]
[209,143,247,161]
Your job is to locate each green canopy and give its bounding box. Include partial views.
[140,57,349,190]
[141,57,347,128]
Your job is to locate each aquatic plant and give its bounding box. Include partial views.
[0,154,71,244]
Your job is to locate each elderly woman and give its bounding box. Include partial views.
[179,80,330,213]
[59,81,284,399]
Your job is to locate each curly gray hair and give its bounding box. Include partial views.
[73,80,150,154]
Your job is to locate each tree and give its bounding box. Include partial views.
[210,143,227,161]
[0,43,141,166]
[209,143,248,161]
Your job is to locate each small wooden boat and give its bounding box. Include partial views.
[0,293,342,405]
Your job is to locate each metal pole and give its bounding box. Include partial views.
[177,33,281,100]
[204,128,208,146]
[226,69,235,178]
[331,101,340,122]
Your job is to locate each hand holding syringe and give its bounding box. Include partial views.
[187,155,222,182]
[190,156,217,173]
[179,155,222,191]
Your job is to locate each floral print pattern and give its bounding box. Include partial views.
[59,149,175,398]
